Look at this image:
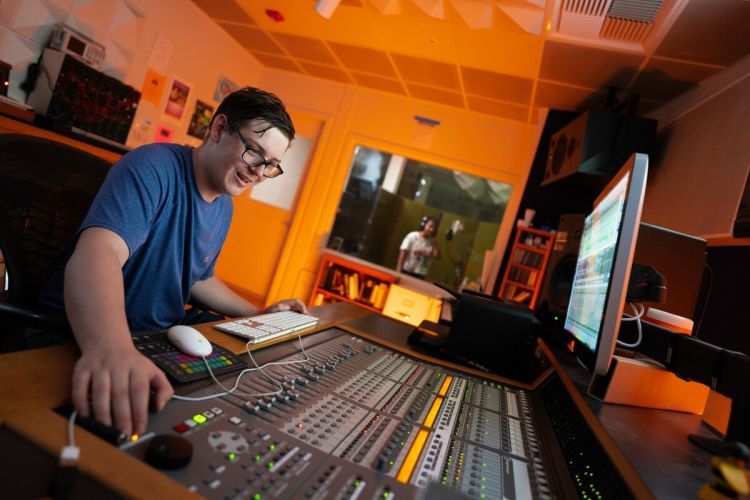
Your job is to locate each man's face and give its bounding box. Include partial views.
[422,219,437,237]
[210,117,290,198]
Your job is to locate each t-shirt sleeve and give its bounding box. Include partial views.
[400,232,415,251]
[80,145,171,257]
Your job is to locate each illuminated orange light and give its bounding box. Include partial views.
[438,376,452,396]
[423,397,443,428]
[397,429,429,483]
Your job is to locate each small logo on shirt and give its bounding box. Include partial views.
[203,256,211,263]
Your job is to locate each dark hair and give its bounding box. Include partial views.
[212,87,295,141]
[420,215,439,230]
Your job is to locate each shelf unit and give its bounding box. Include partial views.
[309,253,395,313]
[498,227,555,309]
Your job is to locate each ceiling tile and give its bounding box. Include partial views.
[328,42,398,77]
[299,61,352,83]
[461,66,533,104]
[406,83,464,107]
[466,95,531,122]
[218,22,285,55]
[540,41,643,90]
[392,53,460,91]
[534,81,608,112]
[451,25,543,78]
[369,14,457,63]
[655,0,750,66]
[630,57,722,102]
[271,32,338,65]
[250,52,303,73]
[350,72,406,95]
[191,0,255,24]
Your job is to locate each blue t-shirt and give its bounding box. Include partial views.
[42,143,232,331]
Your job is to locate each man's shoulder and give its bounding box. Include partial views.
[123,143,190,164]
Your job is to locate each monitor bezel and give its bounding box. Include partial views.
[566,153,648,376]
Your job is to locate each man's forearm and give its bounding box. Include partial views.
[190,276,257,318]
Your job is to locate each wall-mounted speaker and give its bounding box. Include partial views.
[542,110,657,188]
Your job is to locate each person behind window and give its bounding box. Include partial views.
[397,216,441,278]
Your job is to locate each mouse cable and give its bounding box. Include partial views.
[172,329,311,402]
[617,301,644,348]
[52,411,80,499]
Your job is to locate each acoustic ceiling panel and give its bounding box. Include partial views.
[299,61,352,83]
[350,71,406,94]
[466,95,534,122]
[392,53,460,91]
[192,0,255,24]
[272,32,338,65]
[328,41,398,77]
[250,52,303,73]
[540,40,643,89]
[654,0,750,66]
[461,66,533,104]
[219,22,285,55]
[406,82,464,107]
[629,57,721,102]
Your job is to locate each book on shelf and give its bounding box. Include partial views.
[513,290,532,303]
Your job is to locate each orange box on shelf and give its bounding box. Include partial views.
[381,284,441,327]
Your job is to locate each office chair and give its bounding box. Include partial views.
[0,134,112,351]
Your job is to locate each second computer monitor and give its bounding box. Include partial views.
[564,153,648,376]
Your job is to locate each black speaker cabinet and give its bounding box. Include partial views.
[542,111,657,188]
[536,214,585,322]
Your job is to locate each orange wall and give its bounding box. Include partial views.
[235,68,545,305]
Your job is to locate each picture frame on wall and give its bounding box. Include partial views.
[164,77,191,120]
[187,99,214,139]
[213,74,239,102]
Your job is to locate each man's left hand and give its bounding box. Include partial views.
[265,298,308,314]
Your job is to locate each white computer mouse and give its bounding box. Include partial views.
[166,325,213,357]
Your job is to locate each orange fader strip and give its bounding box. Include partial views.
[396,429,429,484]
[423,397,443,428]
[438,376,453,396]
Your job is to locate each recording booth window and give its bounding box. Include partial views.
[327,144,514,291]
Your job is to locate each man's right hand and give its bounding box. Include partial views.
[71,345,173,436]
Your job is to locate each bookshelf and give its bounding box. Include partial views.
[498,227,554,309]
[310,253,395,313]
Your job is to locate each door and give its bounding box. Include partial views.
[215,112,323,303]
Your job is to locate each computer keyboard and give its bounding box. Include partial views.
[213,310,319,344]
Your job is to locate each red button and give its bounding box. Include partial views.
[173,423,189,433]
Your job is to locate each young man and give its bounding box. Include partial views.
[42,87,306,436]
[397,216,441,279]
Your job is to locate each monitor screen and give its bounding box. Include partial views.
[564,153,648,375]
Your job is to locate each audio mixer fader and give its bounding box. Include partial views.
[122,327,624,499]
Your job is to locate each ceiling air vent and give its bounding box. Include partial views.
[558,0,664,44]
[601,0,663,42]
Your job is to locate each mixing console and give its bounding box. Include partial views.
[122,327,630,499]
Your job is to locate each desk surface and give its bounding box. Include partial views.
[0,302,715,498]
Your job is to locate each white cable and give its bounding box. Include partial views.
[172,330,312,403]
[618,302,644,348]
[59,410,80,466]
[68,410,77,447]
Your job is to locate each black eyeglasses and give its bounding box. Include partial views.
[226,118,284,178]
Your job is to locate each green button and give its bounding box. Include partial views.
[192,414,207,424]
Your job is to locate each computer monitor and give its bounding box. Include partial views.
[564,153,648,375]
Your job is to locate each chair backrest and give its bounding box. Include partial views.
[0,134,112,307]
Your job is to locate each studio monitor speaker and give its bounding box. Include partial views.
[536,214,585,322]
[542,111,657,188]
